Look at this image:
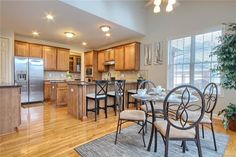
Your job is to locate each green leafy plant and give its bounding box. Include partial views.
[218,103,236,129]
[212,23,236,130]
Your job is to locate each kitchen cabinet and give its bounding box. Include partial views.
[124,43,140,70]
[44,81,51,101]
[98,51,107,72]
[29,44,42,58]
[15,41,29,57]
[69,54,81,73]
[84,51,93,66]
[114,46,125,70]
[104,49,115,61]
[51,82,68,106]
[57,48,69,71]
[43,46,57,71]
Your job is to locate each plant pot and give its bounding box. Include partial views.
[229,115,236,131]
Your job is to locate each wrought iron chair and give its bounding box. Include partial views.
[153,85,205,157]
[114,80,146,147]
[186,83,218,151]
[127,79,145,109]
[86,80,108,121]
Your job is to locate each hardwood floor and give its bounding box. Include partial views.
[0,102,235,157]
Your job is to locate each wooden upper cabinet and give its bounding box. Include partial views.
[43,46,57,70]
[84,51,93,66]
[104,49,115,61]
[104,51,109,62]
[98,51,107,72]
[57,48,69,71]
[124,43,140,70]
[114,46,125,71]
[29,44,42,58]
[15,41,29,57]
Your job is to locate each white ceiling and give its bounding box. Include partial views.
[0,0,144,49]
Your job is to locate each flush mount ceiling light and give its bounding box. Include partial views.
[105,32,111,37]
[100,25,111,32]
[32,31,39,36]
[153,0,176,13]
[64,32,75,38]
[82,42,87,46]
[45,13,54,21]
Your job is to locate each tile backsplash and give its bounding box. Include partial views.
[44,71,80,80]
[101,66,148,81]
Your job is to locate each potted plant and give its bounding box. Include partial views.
[211,23,236,131]
[218,103,236,131]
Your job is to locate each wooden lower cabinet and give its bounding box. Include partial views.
[44,81,51,101]
[0,86,21,135]
[51,82,68,106]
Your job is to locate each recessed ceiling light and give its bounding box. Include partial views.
[105,32,111,37]
[100,25,111,32]
[82,42,87,46]
[46,14,54,20]
[32,31,39,36]
[64,32,75,38]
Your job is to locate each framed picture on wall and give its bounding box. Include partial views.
[144,44,152,66]
[153,41,163,65]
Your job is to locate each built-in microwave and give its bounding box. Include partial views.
[85,66,93,77]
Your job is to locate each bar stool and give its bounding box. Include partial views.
[107,80,126,115]
[86,80,108,121]
[127,79,145,109]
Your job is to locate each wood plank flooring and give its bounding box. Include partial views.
[0,102,235,157]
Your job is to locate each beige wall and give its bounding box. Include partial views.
[0,29,14,84]
[140,1,236,115]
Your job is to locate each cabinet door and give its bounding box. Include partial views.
[44,83,51,100]
[114,46,124,70]
[43,46,57,70]
[124,43,140,70]
[15,41,29,57]
[29,44,42,58]
[104,51,109,62]
[109,49,115,61]
[98,51,107,72]
[57,48,69,71]
[84,51,93,66]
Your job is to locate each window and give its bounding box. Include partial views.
[168,30,222,90]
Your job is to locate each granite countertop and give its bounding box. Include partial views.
[0,83,21,88]
[67,80,137,86]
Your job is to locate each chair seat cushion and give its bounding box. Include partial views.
[107,91,123,96]
[120,110,145,121]
[182,111,212,124]
[86,93,106,99]
[154,120,196,139]
[127,89,137,94]
[140,102,163,113]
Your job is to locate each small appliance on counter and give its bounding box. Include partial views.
[14,57,44,103]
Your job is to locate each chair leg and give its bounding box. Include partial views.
[105,98,108,118]
[202,124,205,139]
[164,139,169,157]
[86,98,88,116]
[114,97,117,116]
[182,141,186,153]
[154,128,157,152]
[97,99,100,115]
[95,99,97,121]
[119,120,122,134]
[210,123,217,151]
[142,121,146,147]
[115,120,120,144]
[127,93,130,109]
[196,127,203,157]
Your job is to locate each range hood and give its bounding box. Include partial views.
[104,60,115,66]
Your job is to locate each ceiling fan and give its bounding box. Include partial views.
[145,0,180,13]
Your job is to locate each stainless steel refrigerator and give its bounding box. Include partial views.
[14,57,44,103]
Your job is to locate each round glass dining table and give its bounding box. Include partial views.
[131,93,199,151]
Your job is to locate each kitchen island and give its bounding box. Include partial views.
[67,81,137,121]
[0,84,21,135]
